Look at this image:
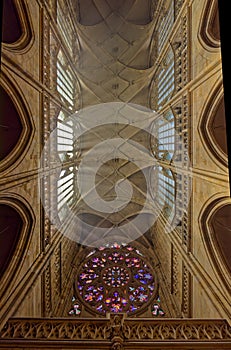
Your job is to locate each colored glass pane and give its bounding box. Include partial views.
[77,244,156,315]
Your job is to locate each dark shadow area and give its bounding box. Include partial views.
[212,204,231,272]
[1,0,22,44]
[218,0,231,196]
[0,85,23,161]
[0,0,3,66]
[0,204,23,278]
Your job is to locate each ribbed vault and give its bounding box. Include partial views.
[1,0,231,344]
[74,0,154,107]
[64,0,158,245]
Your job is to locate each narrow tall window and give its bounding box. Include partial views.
[57,111,74,161]
[151,111,175,161]
[57,50,75,109]
[57,111,77,217]
[155,166,175,221]
[157,48,175,108]
[57,167,75,213]
[158,0,174,53]
[57,1,74,54]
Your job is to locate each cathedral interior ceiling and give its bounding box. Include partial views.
[0,1,231,345]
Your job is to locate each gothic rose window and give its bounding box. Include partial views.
[76,244,157,315]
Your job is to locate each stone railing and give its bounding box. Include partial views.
[0,315,230,349]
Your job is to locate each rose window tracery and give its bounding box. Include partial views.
[76,244,157,315]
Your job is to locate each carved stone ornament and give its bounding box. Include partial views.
[1,316,230,344]
[111,341,124,350]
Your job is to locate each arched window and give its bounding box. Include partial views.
[57,111,74,161]
[56,111,78,219]
[154,166,175,222]
[151,48,175,110]
[157,48,175,109]
[157,0,174,53]
[151,111,175,161]
[75,243,157,315]
[57,166,77,217]
[57,1,75,54]
[57,50,76,110]
[150,112,176,224]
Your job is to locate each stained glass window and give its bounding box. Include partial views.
[76,244,156,315]
[68,297,81,316]
[151,296,165,317]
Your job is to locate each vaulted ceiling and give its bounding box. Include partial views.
[59,0,160,248]
[75,0,155,106]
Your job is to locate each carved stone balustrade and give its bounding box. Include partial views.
[0,314,230,349]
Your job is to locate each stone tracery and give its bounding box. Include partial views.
[76,244,157,315]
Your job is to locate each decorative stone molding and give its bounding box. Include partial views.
[42,264,52,317]
[181,13,189,86]
[42,96,61,248]
[111,341,124,350]
[42,12,51,89]
[182,264,191,317]
[171,96,191,251]
[0,316,230,347]
[53,244,62,297]
[175,0,185,18]
[171,245,179,297]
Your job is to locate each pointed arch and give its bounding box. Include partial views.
[198,0,220,50]
[199,83,228,167]
[200,196,231,290]
[0,71,34,172]
[0,196,34,298]
[2,0,34,52]
[2,0,22,43]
